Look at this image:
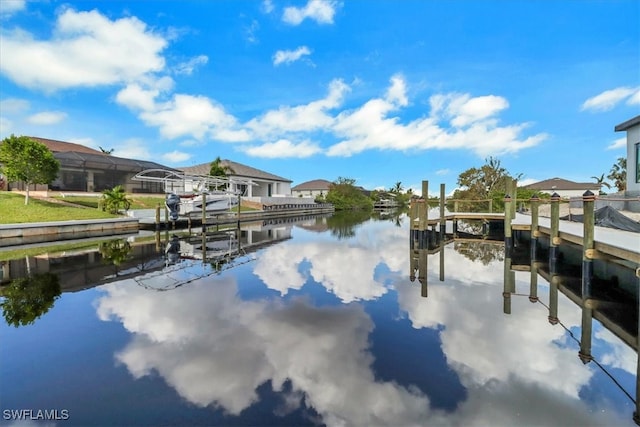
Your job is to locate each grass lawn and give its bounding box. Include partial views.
[55,195,167,209]
[0,192,120,224]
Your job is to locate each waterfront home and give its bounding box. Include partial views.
[3,137,177,194]
[522,178,601,199]
[291,179,332,198]
[179,160,302,209]
[615,115,640,212]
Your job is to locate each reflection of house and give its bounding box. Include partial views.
[615,115,640,198]
[4,137,176,193]
[522,178,600,199]
[291,179,332,197]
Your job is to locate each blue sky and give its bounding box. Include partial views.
[0,0,638,195]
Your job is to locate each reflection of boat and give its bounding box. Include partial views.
[181,231,239,261]
[132,169,255,220]
[136,230,253,291]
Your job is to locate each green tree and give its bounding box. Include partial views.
[0,135,60,205]
[100,185,131,214]
[391,181,404,193]
[0,273,61,327]
[453,157,519,212]
[325,177,373,210]
[99,239,132,265]
[607,157,626,192]
[209,156,234,178]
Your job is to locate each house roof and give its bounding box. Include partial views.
[180,159,292,183]
[29,136,105,155]
[292,179,333,191]
[24,136,175,172]
[522,177,601,191]
[614,115,640,132]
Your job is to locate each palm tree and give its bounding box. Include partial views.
[392,181,403,193]
[100,185,131,214]
[591,173,611,195]
[607,157,626,193]
[209,157,234,178]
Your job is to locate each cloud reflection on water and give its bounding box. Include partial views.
[95,218,632,426]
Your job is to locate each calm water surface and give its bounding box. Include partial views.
[0,212,637,426]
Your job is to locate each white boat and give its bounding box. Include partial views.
[132,169,255,220]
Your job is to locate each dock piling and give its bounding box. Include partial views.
[504,194,512,255]
[530,194,540,260]
[549,192,561,272]
[582,190,596,297]
[201,193,207,233]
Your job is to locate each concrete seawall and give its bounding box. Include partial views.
[0,218,139,247]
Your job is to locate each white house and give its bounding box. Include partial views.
[291,179,332,198]
[522,178,601,199]
[614,115,640,212]
[615,115,640,194]
[179,160,315,208]
[180,160,292,198]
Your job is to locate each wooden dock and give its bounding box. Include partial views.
[409,179,639,267]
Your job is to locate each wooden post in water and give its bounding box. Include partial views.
[201,193,207,233]
[237,193,242,228]
[419,248,428,298]
[548,276,559,325]
[530,194,540,260]
[529,261,539,303]
[488,197,493,213]
[503,255,512,315]
[454,200,458,213]
[503,194,512,256]
[422,180,429,202]
[549,192,561,272]
[439,239,445,282]
[578,301,594,364]
[155,204,161,231]
[439,183,446,236]
[582,190,596,297]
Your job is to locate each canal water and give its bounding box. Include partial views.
[0,211,637,426]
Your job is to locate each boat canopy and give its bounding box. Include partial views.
[132,168,256,195]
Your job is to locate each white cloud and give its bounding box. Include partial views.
[580,86,640,112]
[627,88,640,106]
[262,0,275,14]
[0,117,13,136]
[119,72,542,160]
[282,0,338,25]
[27,111,67,125]
[247,78,349,136]
[273,46,312,66]
[606,137,626,150]
[435,169,450,176]
[243,139,321,158]
[0,0,26,16]
[326,76,546,157]
[112,139,152,160]
[174,55,208,75]
[244,19,260,44]
[162,150,191,163]
[385,74,409,107]
[0,98,29,113]
[96,275,433,425]
[0,9,167,91]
